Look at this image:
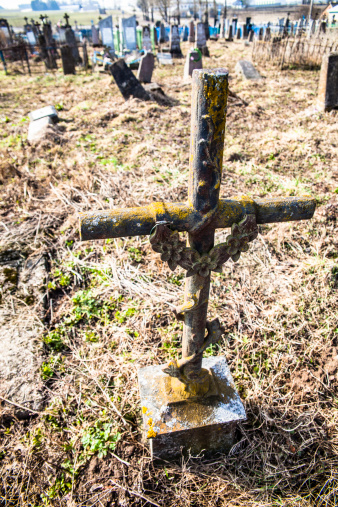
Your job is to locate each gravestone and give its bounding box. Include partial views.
[264,26,271,41]
[170,24,183,57]
[61,45,76,75]
[29,105,58,122]
[236,60,262,80]
[183,25,189,42]
[196,22,209,57]
[226,25,233,41]
[99,15,114,51]
[157,52,173,65]
[122,15,137,51]
[188,20,195,42]
[236,27,241,39]
[202,11,209,40]
[184,48,202,78]
[91,22,100,45]
[79,68,315,460]
[28,105,58,144]
[248,29,254,42]
[110,59,150,100]
[258,27,263,40]
[65,26,80,63]
[26,25,36,46]
[159,22,166,43]
[137,51,155,83]
[142,26,152,51]
[317,52,338,112]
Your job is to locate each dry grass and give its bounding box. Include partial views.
[0,40,337,506]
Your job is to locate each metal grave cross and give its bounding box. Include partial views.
[80,69,315,456]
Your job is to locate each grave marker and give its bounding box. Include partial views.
[65,26,80,63]
[79,69,315,459]
[142,26,152,52]
[91,22,100,45]
[159,22,166,43]
[248,29,254,42]
[182,25,189,42]
[99,15,114,51]
[110,59,150,100]
[188,20,195,42]
[137,51,155,83]
[61,45,76,75]
[317,52,338,112]
[184,48,202,78]
[122,15,137,51]
[236,59,262,80]
[170,24,183,57]
[28,105,58,144]
[196,22,209,56]
[157,53,173,65]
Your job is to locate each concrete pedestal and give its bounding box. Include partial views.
[138,356,246,460]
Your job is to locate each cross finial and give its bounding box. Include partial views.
[64,13,70,27]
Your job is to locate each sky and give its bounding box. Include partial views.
[1,0,25,8]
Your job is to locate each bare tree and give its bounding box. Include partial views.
[155,0,171,22]
[137,0,149,20]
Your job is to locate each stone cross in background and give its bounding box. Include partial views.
[80,69,316,460]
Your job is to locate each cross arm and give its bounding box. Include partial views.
[80,195,315,241]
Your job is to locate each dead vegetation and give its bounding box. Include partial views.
[0,40,337,506]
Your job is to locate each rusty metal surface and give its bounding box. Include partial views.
[79,68,316,404]
[80,195,316,241]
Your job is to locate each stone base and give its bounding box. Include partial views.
[138,356,246,460]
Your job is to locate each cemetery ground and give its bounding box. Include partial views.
[0,40,337,506]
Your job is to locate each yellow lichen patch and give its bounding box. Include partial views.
[147,427,157,439]
[147,418,153,426]
[142,406,148,414]
[203,74,229,143]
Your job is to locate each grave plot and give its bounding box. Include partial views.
[0,38,337,507]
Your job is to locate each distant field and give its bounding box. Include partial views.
[0,9,132,29]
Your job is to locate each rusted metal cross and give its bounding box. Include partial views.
[80,69,315,398]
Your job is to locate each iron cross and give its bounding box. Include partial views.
[80,69,315,396]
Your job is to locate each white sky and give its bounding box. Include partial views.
[1,0,27,8]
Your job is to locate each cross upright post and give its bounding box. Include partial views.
[79,69,316,459]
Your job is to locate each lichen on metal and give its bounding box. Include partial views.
[79,69,316,440]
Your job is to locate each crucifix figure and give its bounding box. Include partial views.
[80,69,315,459]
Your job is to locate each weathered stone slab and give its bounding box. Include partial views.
[29,105,58,123]
[142,26,152,52]
[28,116,53,144]
[0,253,47,418]
[98,15,114,50]
[317,52,338,112]
[61,45,76,75]
[188,20,195,43]
[122,15,137,51]
[110,59,150,101]
[138,356,246,460]
[235,59,262,80]
[65,26,80,63]
[170,24,182,57]
[157,53,173,65]
[137,51,155,83]
[184,49,202,78]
